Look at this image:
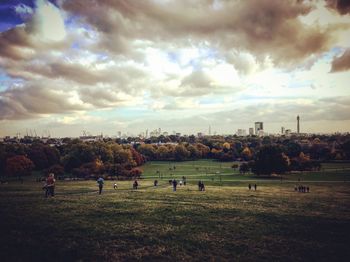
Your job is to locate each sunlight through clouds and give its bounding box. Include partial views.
[0,0,349,136]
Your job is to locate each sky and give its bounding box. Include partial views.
[0,0,350,137]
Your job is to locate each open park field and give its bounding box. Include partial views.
[1,160,350,261]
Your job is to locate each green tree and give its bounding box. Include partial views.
[252,145,289,175]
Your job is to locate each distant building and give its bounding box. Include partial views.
[197,132,204,138]
[254,122,263,135]
[249,128,254,136]
[257,129,265,137]
[297,115,300,134]
[281,127,285,135]
[285,129,292,135]
[236,129,246,136]
[79,135,103,142]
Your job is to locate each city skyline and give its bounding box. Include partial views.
[1,0,350,137]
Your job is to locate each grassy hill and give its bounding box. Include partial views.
[0,160,350,261]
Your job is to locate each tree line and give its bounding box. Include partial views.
[1,134,350,179]
[0,140,145,180]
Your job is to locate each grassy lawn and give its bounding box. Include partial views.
[142,160,350,183]
[1,160,350,261]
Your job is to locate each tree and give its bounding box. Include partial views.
[156,145,169,160]
[285,141,302,158]
[239,162,250,174]
[137,144,157,160]
[342,140,350,159]
[174,145,190,161]
[252,145,289,175]
[6,155,34,179]
[187,145,201,159]
[44,164,65,177]
[241,147,253,160]
[195,143,210,158]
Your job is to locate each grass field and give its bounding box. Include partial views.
[1,160,350,261]
[142,160,350,184]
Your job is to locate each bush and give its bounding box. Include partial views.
[129,168,143,178]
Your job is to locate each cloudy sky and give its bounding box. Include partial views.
[0,0,350,137]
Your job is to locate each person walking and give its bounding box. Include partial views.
[133,180,139,190]
[201,181,205,191]
[97,177,104,195]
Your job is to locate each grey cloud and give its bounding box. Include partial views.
[0,26,35,60]
[0,83,87,120]
[1,58,147,92]
[181,71,213,89]
[62,0,335,66]
[330,49,350,72]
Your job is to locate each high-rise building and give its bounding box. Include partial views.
[254,122,263,135]
[297,115,300,134]
[281,127,285,135]
[249,128,254,136]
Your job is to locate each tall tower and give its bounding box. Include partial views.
[254,122,263,135]
[297,115,300,134]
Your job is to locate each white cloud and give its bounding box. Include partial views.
[30,0,66,42]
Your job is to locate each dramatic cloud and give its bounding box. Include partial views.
[62,0,337,66]
[331,48,350,72]
[0,0,350,136]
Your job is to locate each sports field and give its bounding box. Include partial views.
[0,160,349,261]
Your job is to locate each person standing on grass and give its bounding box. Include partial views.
[97,176,104,195]
[154,180,158,187]
[45,173,55,197]
[133,180,138,190]
[254,184,257,191]
[172,179,178,192]
[113,183,118,190]
[248,184,251,190]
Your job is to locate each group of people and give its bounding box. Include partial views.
[295,185,310,193]
[248,183,257,191]
[168,176,187,187]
